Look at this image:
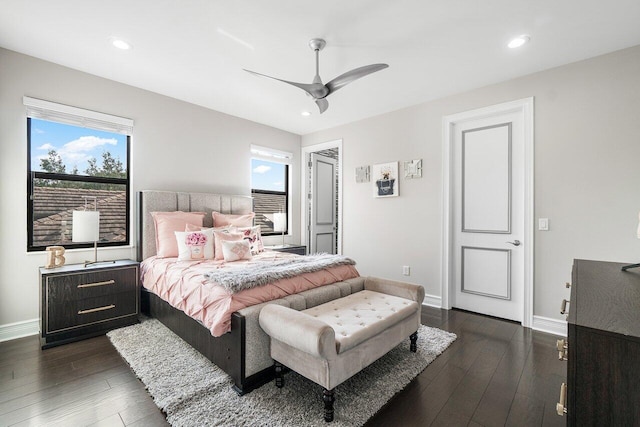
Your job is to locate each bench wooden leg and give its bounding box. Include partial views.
[275,361,284,388]
[323,388,335,422]
[410,332,418,352]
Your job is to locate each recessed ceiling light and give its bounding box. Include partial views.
[301,111,312,117]
[110,38,131,50]
[508,35,530,49]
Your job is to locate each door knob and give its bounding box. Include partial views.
[506,240,521,246]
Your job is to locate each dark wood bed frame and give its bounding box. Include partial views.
[136,191,275,394]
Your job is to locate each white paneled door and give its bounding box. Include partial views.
[309,153,337,254]
[447,100,533,323]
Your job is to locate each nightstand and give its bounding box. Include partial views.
[265,244,307,256]
[39,259,140,349]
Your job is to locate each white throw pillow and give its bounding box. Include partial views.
[175,229,215,261]
[221,239,253,262]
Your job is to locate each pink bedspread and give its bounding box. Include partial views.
[141,251,360,337]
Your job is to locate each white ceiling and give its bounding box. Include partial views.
[1,1,639,135]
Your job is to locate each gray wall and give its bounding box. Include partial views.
[0,48,301,329]
[302,45,640,322]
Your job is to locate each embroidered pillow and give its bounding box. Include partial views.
[221,239,253,262]
[213,230,244,260]
[175,229,215,261]
[236,225,264,255]
[212,211,255,228]
[151,211,205,258]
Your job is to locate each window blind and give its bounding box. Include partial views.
[23,96,134,135]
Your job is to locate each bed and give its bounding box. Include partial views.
[136,190,361,394]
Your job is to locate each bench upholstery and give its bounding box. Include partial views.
[259,277,425,422]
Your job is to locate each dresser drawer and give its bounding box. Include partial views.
[47,290,138,333]
[45,267,137,301]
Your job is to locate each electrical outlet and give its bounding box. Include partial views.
[402,266,410,276]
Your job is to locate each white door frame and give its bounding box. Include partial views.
[301,139,343,254]
[441,98,534,327]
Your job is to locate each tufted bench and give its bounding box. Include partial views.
[259,277,424,422]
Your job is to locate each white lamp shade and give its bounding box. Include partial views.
[273,212,287,232]
[72,210,100,242]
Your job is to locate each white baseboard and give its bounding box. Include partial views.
[532,315,567,337]
[423,293,442,308]
[0,318,39,342]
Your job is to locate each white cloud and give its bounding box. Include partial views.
[253,165,271,174]
[34,128,45,134]
[37,143,56,150]
[62,136,117,153]
[273,181,283,187]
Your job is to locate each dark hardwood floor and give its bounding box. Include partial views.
[0,308,566,426]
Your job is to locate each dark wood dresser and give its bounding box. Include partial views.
[558,259,640,425]
[40,260,140,348]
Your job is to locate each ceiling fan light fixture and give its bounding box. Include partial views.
[110,37,131,50]
[508,35,530,49]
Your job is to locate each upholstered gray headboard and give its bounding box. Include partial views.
[136,190,253,261]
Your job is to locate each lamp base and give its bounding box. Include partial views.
[621,262,640,271]
[81,241,116,267]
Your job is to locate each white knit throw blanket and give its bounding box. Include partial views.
[204,253,356,293]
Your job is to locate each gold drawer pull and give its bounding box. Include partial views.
[78,304,115,315]
[556,339,568,361]
[77,280,115,289]
[556,382,567,416]
[560,299,570,315]
[565,282,571,289]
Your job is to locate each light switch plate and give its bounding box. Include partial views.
[538,218,549,231]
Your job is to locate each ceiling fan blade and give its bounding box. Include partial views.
[325,63,389,95]
[244,69,322,97]
[315,98,329,114]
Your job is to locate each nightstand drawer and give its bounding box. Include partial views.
[46,267,137,301]
[47,290,138,333]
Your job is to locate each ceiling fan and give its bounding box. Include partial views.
[244,38,388,114]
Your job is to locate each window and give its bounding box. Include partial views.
[250,145,291,235]
[25,97,133,252]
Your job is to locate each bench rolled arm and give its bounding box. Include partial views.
[259,304,337,358]
[364,277,425,304]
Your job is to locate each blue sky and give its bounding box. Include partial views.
[251,159,285,192]
[30,118,127,174]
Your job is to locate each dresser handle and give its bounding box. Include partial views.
[78,279,115,289]
[556,382,567,416]
[556,339,568,361]
[565,282,571,289]
[560,299,570,315]
[78,304,116,315]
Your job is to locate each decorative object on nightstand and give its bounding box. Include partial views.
[621,211,640,271]
[39,259,140,349]
[72,196,114,267]
[45,245,66,268]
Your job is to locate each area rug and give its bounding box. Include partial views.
[107,318,456,427]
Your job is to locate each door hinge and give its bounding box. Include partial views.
[308,193,312,200]
[308,161,313,168]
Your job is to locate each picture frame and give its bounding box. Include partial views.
[404,159,422,179]
[372,162,399,198]
[355,165,370,183]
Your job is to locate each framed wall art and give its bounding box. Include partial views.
[404,159,422,179]
[372,162,399,198]
[355,165,370,183]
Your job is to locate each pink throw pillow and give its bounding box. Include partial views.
[212,211,255,227]
[151,211,205,258]
[213,230,244,260]
[221,239,253,262]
